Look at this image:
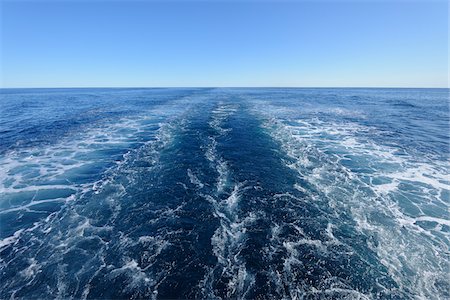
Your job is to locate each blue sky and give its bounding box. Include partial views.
[0,0,448,88]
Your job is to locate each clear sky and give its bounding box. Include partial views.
[0,0,448,88]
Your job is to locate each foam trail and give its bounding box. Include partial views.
[253,98,449,299]
[199,102,257,299]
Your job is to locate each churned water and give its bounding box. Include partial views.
[0,88,448,299]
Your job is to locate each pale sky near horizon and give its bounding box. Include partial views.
[0,0,448,88]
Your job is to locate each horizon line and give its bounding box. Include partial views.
[1,86,449,89]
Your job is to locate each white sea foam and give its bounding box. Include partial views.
[252,101,450,299]
[20,258,41,279]
[187,169,204,189]
[205,103,238,194]
[0,229,24,250]
[198,103,258,298]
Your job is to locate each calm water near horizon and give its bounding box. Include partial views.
[0,88,449,299]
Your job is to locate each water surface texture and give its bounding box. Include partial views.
[0,88,449,299]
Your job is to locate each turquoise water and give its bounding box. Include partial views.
[0,88,449,299]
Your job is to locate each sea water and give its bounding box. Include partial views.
[0,88,448,299]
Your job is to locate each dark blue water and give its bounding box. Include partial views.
[0,88,449,299]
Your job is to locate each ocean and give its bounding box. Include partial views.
[0,88,448,299]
